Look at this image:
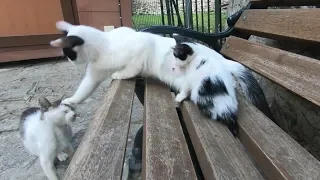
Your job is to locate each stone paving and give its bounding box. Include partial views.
[0,58,143,180]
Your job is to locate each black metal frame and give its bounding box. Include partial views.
[128,3,251,174]
[139,5,247,51]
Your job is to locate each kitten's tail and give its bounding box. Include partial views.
[225,60,274,120]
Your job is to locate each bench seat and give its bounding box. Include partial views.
[63,1,320,179]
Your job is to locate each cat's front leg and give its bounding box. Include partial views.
[175,92,188,102]
[175,82,190,102]
[65,143,75,159]
[62,64,107,105]
[57,152,68,161]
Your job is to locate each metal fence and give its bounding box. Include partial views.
[132,0,229,33]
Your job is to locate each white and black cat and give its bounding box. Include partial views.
[19,96,77,180]
[50,21,272,120]
[169,42,238,136]
[50,21,176,105]
[171,35,273,120]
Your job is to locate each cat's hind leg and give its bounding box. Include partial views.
[39,150,59,180]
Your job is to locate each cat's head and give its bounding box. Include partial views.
[50,21,104,64]
[39,96,77,125]
[172,43,195,67]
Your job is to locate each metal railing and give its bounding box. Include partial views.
[132,0,228,33]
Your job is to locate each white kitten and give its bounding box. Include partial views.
[169,43,239,136]
[19,97,77,180]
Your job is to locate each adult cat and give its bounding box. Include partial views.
[50,21,272,119]
[170,42,239,136]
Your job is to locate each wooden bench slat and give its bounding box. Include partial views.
[221,36,320,107]
[237,95,320,180]
[143,80,197,180]
[235,9,320,43]
[181,102,265,180]
[63,80,135,180]
[250,0,320,6]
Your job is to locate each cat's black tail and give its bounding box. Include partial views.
[226,61,274,120]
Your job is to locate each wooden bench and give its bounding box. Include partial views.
[63,1,320,179]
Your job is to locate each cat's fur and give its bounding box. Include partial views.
[172,35,274,120]
[50,21,272,121]
[19,97,77,180]
[50,21,176,105]
[170,43,238,136]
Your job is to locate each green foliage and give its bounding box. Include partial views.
[132,12,228,33]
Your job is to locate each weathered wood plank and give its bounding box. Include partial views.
[63,79,135,180]
[235,9,320,43]
[181,101,265,180]
[143,80,197,180]
[250,0,320,6]
[236,95,320,180]
[221,36,320,107]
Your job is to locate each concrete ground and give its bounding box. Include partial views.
[0,58,142,180]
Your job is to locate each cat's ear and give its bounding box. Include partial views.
[50,36,84,48]
[51,95,65,107]
[39,97,52,112]
[56,21,74,32]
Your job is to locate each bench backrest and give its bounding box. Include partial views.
[219,1,320,179]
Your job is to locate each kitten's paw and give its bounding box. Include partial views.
[57,152,68,161]
[175,93,187,102]
[111,72,126,80]
[61,98,77,105]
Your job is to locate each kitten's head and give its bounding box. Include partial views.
[172,43,195,67]
[50,21,104,64]
[39,96,77,125]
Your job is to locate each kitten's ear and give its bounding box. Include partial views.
[39,97,52,112]
[56,21,74,32]
[51,95,65,107]
[50,36,84,48]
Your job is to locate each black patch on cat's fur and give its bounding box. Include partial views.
[173,43,194,61]
[62,31,68,36]
[196,77,238,137]
[62,36,85,61]
[63,104,75,111]
[196,59,207,69]
[63,36,84,48]
[198,77,228,96]
[63,48,77,60]
[19,107,40,137]
[216,109,238,137]
[197,96,214,108]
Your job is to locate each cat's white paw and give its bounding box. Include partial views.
[111,72,125,80]
[175,93,187,102]
[57,152,68,161]
[61,98,77,105]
